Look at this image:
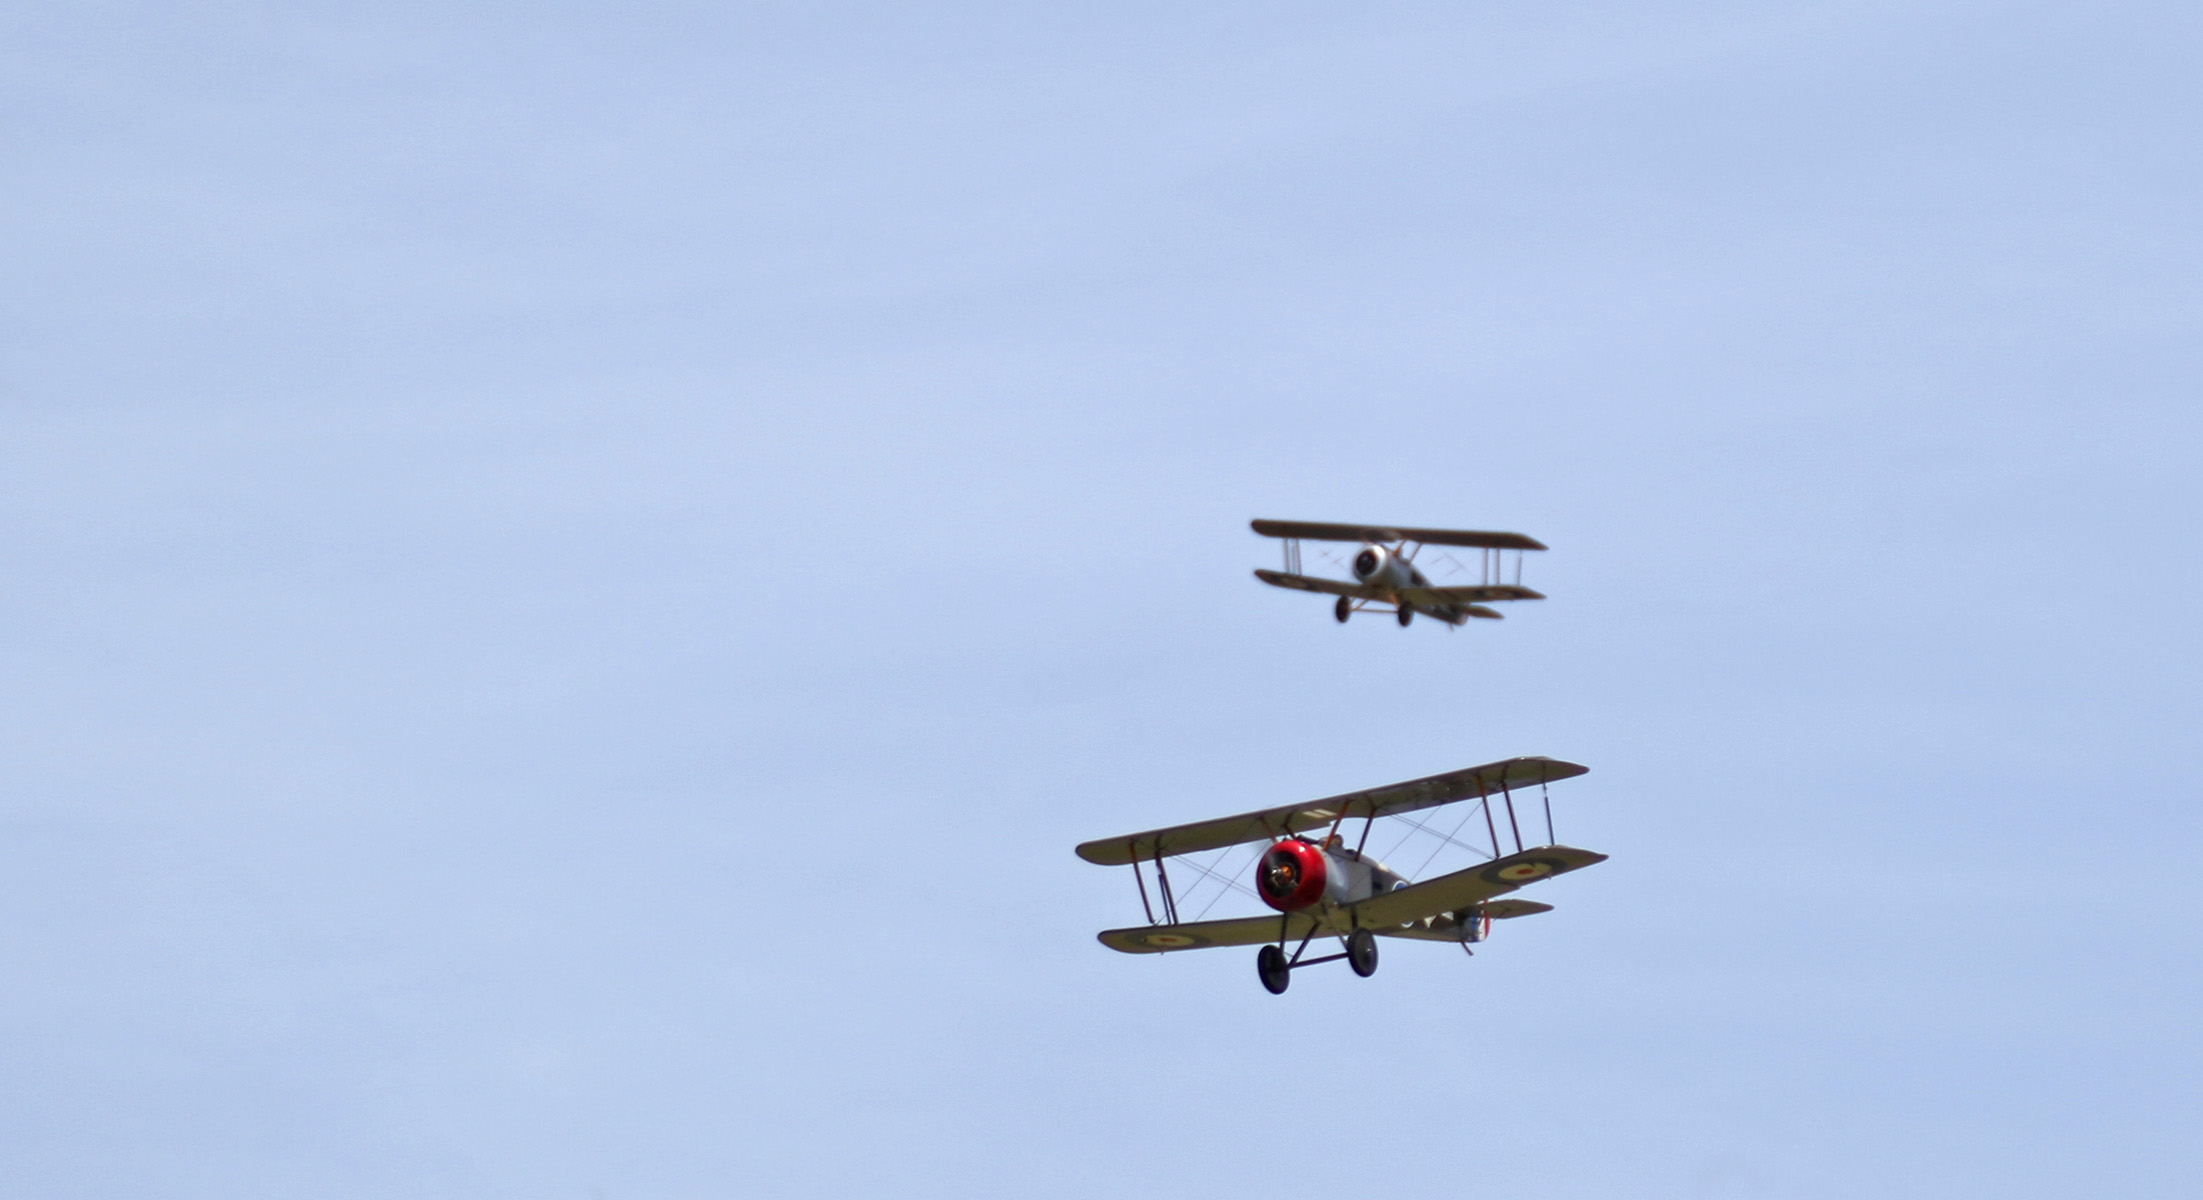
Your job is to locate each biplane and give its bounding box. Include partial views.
[1250,519,1547,626]
[1076,757,1603,993]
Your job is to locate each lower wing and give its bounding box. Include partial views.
[1251,569,1384,600]
[1098,911,1333,954]
[1375,898,1552,940]
[1095,848,1602,955]
[1353,845,1606,928]
[1398,584,1545,605]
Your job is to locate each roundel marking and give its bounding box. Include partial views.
[1141,932,1208,949]
[1483,858,1560,884]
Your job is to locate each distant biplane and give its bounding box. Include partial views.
[1250,518,1547,626]
[1076,757,1603,993]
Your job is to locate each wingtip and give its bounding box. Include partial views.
[1075,841,1126,866]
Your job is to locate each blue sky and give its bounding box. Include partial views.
[3,3,2199,1197]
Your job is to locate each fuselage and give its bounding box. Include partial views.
[1351,544,1465,623]
[1254,837,1493,942]
[1256,839,1406,910]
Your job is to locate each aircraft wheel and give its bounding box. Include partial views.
[1396,604,1413,627]
[1347,928,1379,977]
[1333,597,1351,624]
[1257,944,1291,994]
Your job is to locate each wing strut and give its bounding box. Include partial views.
[1475,775,1501,856]
[1152,845,1179,924]
[1130,845,1156,925]
[1464,545,1528,588]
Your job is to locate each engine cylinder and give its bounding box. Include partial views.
[1255,840,1328,912]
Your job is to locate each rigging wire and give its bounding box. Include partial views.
[1188,844,1264,921]
[1410,799,1489,880]
[1377,806,1492,866]
[1170,844,1260,916]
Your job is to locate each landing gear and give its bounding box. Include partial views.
[1347,928,1379,977]
[1257,929,1378,991]
[1396,604,1413,627]
[1333,596,1352,624]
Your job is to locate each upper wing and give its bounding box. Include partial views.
[1074,757,1589,865]
[1399,584,1546,605]
[1252,568,1385,599]
[1252,519,1546,551]
[1353,845,1607,927]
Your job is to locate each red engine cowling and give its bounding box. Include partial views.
[1255,839,1328,912]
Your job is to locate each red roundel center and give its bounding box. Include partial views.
[1256,840,1328,912]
